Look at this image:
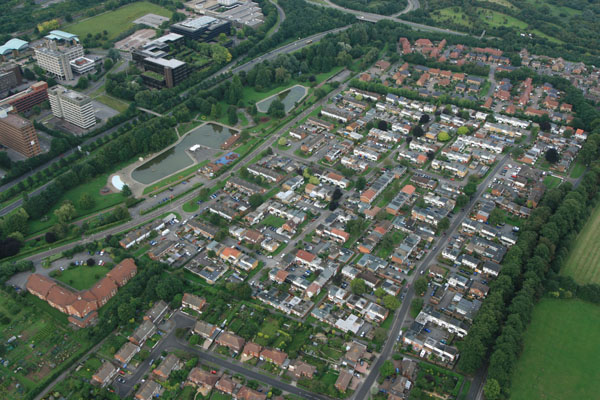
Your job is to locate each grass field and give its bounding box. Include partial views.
[560,204,600,284]
[510,298,600,400]
[543,175,562,189]
[67,2,172,40]
[476,8,527,29]
[55,265,110,290]
[95,94,130,113]
[569,161,586,179]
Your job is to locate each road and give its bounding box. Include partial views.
[308,0,467,36]
[351,153,510,400]
[114,312,327,400]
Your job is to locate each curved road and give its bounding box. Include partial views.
[309,0,467,36]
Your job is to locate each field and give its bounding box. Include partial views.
[0,290,93,399]
[569,161,586,179]
[55,265,111,290]
[510,299,600,400]
[66,2,172,40]
[560,204,600,284]
[95,94,130,113]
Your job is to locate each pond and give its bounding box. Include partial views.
[256,85,308,114]
[131,123,237,185]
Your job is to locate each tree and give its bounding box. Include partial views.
[419,114,430,124]
[488,208,504,226]
[437,217,450,233]
[410,298,424,318]
[483,379,501,400]
[45,231,57,243]
[457,126,469,135]
[380,360,395,378]
[456,194,469,208]
[383,295,401,310]
[189,335,200,345]
[412,125,424,138]
[268,99,285,118]
[278,137,288,147]
[308,176,319,185]
[75,76,89,90]
[377,120,388,131]
[227,106,238,125]
[464,182,477,197]
[355,176,366,191]
[78,193,95,210]
[55,201,76,225]
[249,194,264,208]
[438,131,451,142]
[414,277,428,295]
[121,185,132,197]
[104,58,114,71]
[374,287,385,298]
[117,302,135,324]
[539,114,551,132]
[350,278,367,295]
[545,148,559,163]
[87,258,95,266]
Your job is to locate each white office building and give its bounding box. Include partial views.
[34,42,84,80]
[48,85,96,129]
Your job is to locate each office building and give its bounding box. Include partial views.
[69,57,96,74]
[0,38,29,60]
[141,57,189,89]
[0,81,48,114]
[48,85,96,129]
[34,32,83,80]
[0,106,41,158]
[0,63,23,96]
[170,16,231,42]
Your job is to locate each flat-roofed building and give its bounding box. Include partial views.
[170,16,231,42]
[0,107,41,157]
[0,81,48,114]
[48,85,96,129]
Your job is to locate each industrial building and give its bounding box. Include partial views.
[48,85,96,129]
[0,106,41,158]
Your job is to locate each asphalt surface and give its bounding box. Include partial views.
[351,153,510,400]
[114,312,327,400]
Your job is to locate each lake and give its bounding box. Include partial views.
[256,85,308,114]
[131,123,237,185]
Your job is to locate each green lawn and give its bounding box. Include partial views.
[560,204,600,284]
[569,161,586,179]
[543,175,562,189]
[95,94,130,113]
[476,8,527,29]
[510,298,600,400]
[261,215,286,228]
[27,169,127,235]
[55,264,110,290]
[66,2,172,40]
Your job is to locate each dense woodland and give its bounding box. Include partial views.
[330,0,408,14]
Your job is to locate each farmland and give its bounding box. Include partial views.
[560,204,600,284]
[510,299,600,400]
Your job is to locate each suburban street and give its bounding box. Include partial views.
[113,311,327,400]
[351,153,510,400]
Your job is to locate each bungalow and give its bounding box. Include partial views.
[335,369,353,392]
[215,376,236,395]
[288,360,316,380]
[237,386,267,400]
[183,293,206,313]
[194,320,218,340]
[187,368,219,393]
[242,342,262,359]
[260,348,288,367]
[216,332,245,354]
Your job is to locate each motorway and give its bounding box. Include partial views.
[351,153,510,400]
[114,312,327,400]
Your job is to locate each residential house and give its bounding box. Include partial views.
[182,293,206,313]
[216,332,245,354]
[129,320,157,346]
[144,300,169,324]
[153,354,181,380]
[135,380,162,400]
[92,361,117,387]
[114,342,140,365]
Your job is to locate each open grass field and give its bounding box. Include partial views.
[510,298,600,400]
[27,169,127,235]
[55,264,111,290]
[569,161,586,179]
[476,8,527,29]
[560,204,600,284]
[66,2,172,40]
[0,290,92,399]
[95,93,130,113]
